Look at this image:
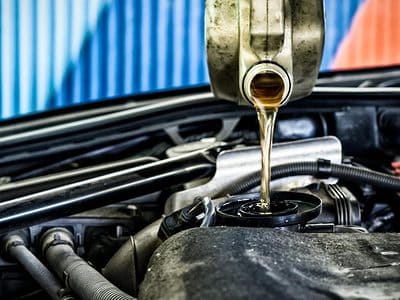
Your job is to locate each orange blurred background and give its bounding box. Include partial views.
[333,0,400,70]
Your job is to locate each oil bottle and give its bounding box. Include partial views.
[206,0,325,211]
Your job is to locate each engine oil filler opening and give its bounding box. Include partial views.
[215,192,322,228]
[239,200,298,217]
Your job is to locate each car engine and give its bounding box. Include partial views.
[0,89,399,299]
[1,0,400,299]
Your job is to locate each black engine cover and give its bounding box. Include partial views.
[140,227,400,299]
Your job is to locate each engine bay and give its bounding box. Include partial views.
[0,90,400,299]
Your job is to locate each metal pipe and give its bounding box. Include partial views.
[0,163,215,233]
[313,86,400,95]
[0,93,214,148]
[2,234,72,300]
[0,157,157,201]
[0,87,399,148]
[0,101,141,137]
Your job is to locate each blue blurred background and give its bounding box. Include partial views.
[0,0,364,119]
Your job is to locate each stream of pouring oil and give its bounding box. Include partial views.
[250,72,285,212]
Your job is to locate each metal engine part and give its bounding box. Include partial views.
[103,219,163,297]
[301,184,361,226]
[165,136,342,213]
[140,227,400,300]
[206,0,325,105]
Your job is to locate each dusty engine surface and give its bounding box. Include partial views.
[140,227,400,300]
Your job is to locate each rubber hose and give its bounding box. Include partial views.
[41,229,135,300]
[226,161,400,195]
[3,234,69,300]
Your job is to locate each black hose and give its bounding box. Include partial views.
[2,234,71,300]
[41,228,135,300]
[228,160,400,195]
